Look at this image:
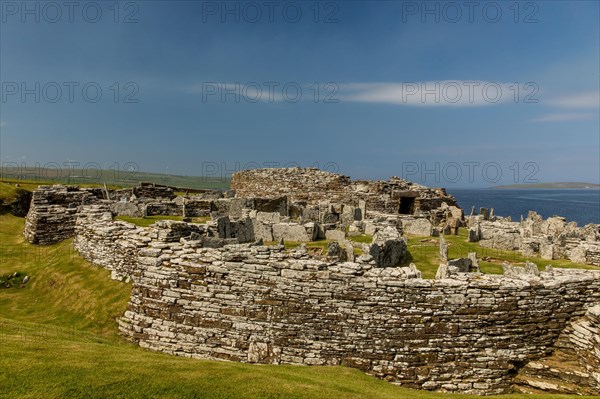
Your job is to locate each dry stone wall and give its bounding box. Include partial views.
[116,235,600,395]
[73,205,150,281]
[515,299,600,394]
[570,305,600,390]
[231,167,350,204]
[132,182,177,200]
[231,168,458,217]
[559,304,600,391]
[24,185,105,244]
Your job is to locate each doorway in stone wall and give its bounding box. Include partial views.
[399,197,415,215]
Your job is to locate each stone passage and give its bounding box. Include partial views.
[515,304,600,395]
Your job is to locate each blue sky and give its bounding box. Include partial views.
[1,0,599,187]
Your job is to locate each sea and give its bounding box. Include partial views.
[447,189,600,226]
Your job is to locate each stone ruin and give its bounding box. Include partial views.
[24,185,105,244]
[24,169,465,265]
[231,167,463,224]
[466,208,600,267]
[20,168,600,395]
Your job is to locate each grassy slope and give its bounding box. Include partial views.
[1,182,599,398]
[1,167,231,190]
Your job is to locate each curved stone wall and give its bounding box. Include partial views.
[564,305,600,390]
[115,235,600,395]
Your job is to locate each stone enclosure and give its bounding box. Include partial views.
[467,209,600,266]
[21,168,600,395]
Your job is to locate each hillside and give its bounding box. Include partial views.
[1,167,230,190]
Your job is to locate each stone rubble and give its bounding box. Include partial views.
[468,210,600,266]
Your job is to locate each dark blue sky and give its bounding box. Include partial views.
[1,1,598,187]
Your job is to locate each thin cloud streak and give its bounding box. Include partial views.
[530,113,597,122]
[340,81,519,107]
[186,81,527,107]
[546,92,600,109]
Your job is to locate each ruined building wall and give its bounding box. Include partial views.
[23,183,194,244]
[73,209,213,281]
[471,215,600,266]
[23,185,105,244]
[116,235,600,395]
[514,301,600,394]
[570,305,600,390]
[73,205,150,281]
[231,168,351,204]
[230,168,458,216]
[557,304,600,391]
[132,182,177,200]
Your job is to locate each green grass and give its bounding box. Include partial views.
[404,229,599,279]
[115,215,212,227]
[116,215,184,227]
[347,234,373,244]
[1,167,231,190]
[265,240,331,252]
[0,271,29,289]
[5,320,596,399]
[0,179,120,196]
[1,181,599,398]
[0,214,130,336]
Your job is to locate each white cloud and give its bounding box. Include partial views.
[340,81,517,107]
[530,112,597,123]
[546,92,599,109]
[187,81,527,106]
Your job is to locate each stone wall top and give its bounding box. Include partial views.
[231,168,459,216]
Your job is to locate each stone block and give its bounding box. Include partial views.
[402,218,433,236]
[325,229,346,242]
[272,223,311,242]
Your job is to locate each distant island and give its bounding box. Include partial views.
[494,182,600,189]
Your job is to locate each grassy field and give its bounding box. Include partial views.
[1,181,599,398]
[0,179,121,194]
[1,167,230,190]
